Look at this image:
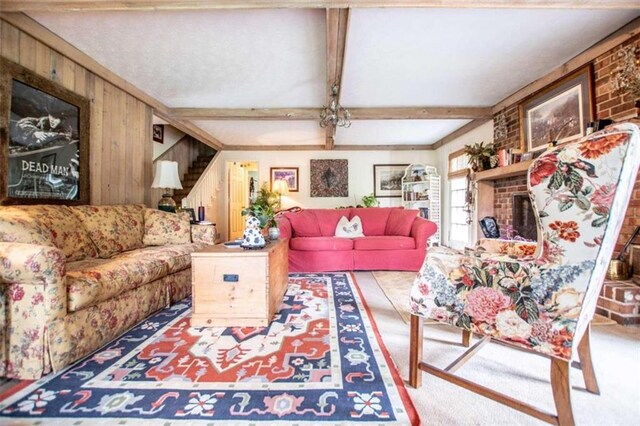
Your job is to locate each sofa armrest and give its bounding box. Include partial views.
[191,224,216,245]
[0,242,67,379]
[411,217,438,249]
[277,215,292,240]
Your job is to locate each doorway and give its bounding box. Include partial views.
[227,161,258,240]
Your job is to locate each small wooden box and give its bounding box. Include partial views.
[190,239,289,327]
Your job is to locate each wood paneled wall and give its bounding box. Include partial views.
[1,20,155,206]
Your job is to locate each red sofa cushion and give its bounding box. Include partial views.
[386,209,419,236]
[290,237,354,251]
[353,236,416,250]
[349,208,398,236]
[309,208,352,236]
[285,210,321,237]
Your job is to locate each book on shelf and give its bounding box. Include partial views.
[497,148,523,167]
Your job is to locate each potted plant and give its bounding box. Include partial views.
[361,193,379,208]
[464,141,498,172]
[241,183,281,239]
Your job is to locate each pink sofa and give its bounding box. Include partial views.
[278,207,437,272]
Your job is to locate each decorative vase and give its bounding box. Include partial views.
[268,227,280,240]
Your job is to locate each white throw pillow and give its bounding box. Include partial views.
[335,215,365,238]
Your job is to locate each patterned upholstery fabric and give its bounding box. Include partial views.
[0,205,97,261]
[411,123,640,360]
[143,209,191,246]
[474,238,538,258]
[70,205,145,258]
[0,203,214,380]
[190,223,216,245]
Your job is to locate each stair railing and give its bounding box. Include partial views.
[181,151,223,236]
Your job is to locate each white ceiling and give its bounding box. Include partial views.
[28,8,640,148]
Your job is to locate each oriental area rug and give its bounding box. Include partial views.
[0,273,419,425]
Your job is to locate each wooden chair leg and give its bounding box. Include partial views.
[576,325,600,395]
[551,358,575,426]
[409,314,424,388]
[462,329,472,347]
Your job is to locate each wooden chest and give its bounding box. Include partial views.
[190,239,289,327]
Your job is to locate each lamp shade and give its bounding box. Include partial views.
[151,161,183,190]
[273,179,290,195]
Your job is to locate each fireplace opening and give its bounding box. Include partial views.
[512,193,537,241]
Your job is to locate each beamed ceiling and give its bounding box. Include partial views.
[1,1,639,151]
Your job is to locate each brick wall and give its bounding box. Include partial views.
[491,34,640,252]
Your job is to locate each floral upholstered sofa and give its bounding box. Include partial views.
[0,204,215,380]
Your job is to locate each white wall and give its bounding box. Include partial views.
[152,117,186,160]
[216,149,439,240]
[435,120,494,247]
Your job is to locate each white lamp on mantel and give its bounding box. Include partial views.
[151,160,183,212]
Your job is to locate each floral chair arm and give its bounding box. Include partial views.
[0,242,68,378]
[411,246,593,360]
[475,238,538,257]
[190,224,216,245]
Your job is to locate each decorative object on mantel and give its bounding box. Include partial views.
[319,82,351,128]
[464,141,498,172]
[494,109,508,141]
[606,226,640,280]
[609,43,640,109]
[151,160,183,212]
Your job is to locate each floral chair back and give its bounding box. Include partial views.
[410,123,640,360]
[528,122,640,349]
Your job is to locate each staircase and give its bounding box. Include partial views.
[174,154,215,206]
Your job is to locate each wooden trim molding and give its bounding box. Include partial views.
[431,119,490,150]
[3,0,638,12]
[224,144,434,150]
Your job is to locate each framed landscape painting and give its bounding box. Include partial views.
[270,167,299,192]
[0,58,90,205]
[519,65,594,153]
[373,164,408,198]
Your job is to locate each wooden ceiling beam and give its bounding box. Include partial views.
[430,119,489,150]
[324,8,350,150]
[169,106,493,120]
[223,144,435,150]
[0,12,225,150]
[2,0,638,12]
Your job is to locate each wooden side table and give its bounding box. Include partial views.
[190,239,289,327]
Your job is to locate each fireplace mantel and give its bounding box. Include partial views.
[473,160,533,182]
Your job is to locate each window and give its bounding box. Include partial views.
[449,176,471,246]
[448,149,471,247]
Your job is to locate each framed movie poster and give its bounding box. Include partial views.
[519,65,594,153]
[0,58,90,205]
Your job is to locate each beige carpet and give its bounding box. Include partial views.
[372,270,616,326]
[357,272,640,425]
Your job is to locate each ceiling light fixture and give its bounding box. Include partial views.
[319,83,351,129]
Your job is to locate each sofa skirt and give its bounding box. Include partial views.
[288,249,425,272]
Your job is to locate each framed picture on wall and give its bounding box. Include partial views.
[153,124,164,143]
[519,65,594,153]
[270,167,299,192]
[373,164,408,198]
[0,57,90,205]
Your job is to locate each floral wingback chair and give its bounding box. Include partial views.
[409,123,640,426]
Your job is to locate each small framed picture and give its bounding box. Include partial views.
[270,167,299,192]
[373,164,408,198]
[153,124,164,143]
[183,207,196,223]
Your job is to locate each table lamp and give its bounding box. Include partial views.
[151,160,183,212]
[272,179,290,208]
